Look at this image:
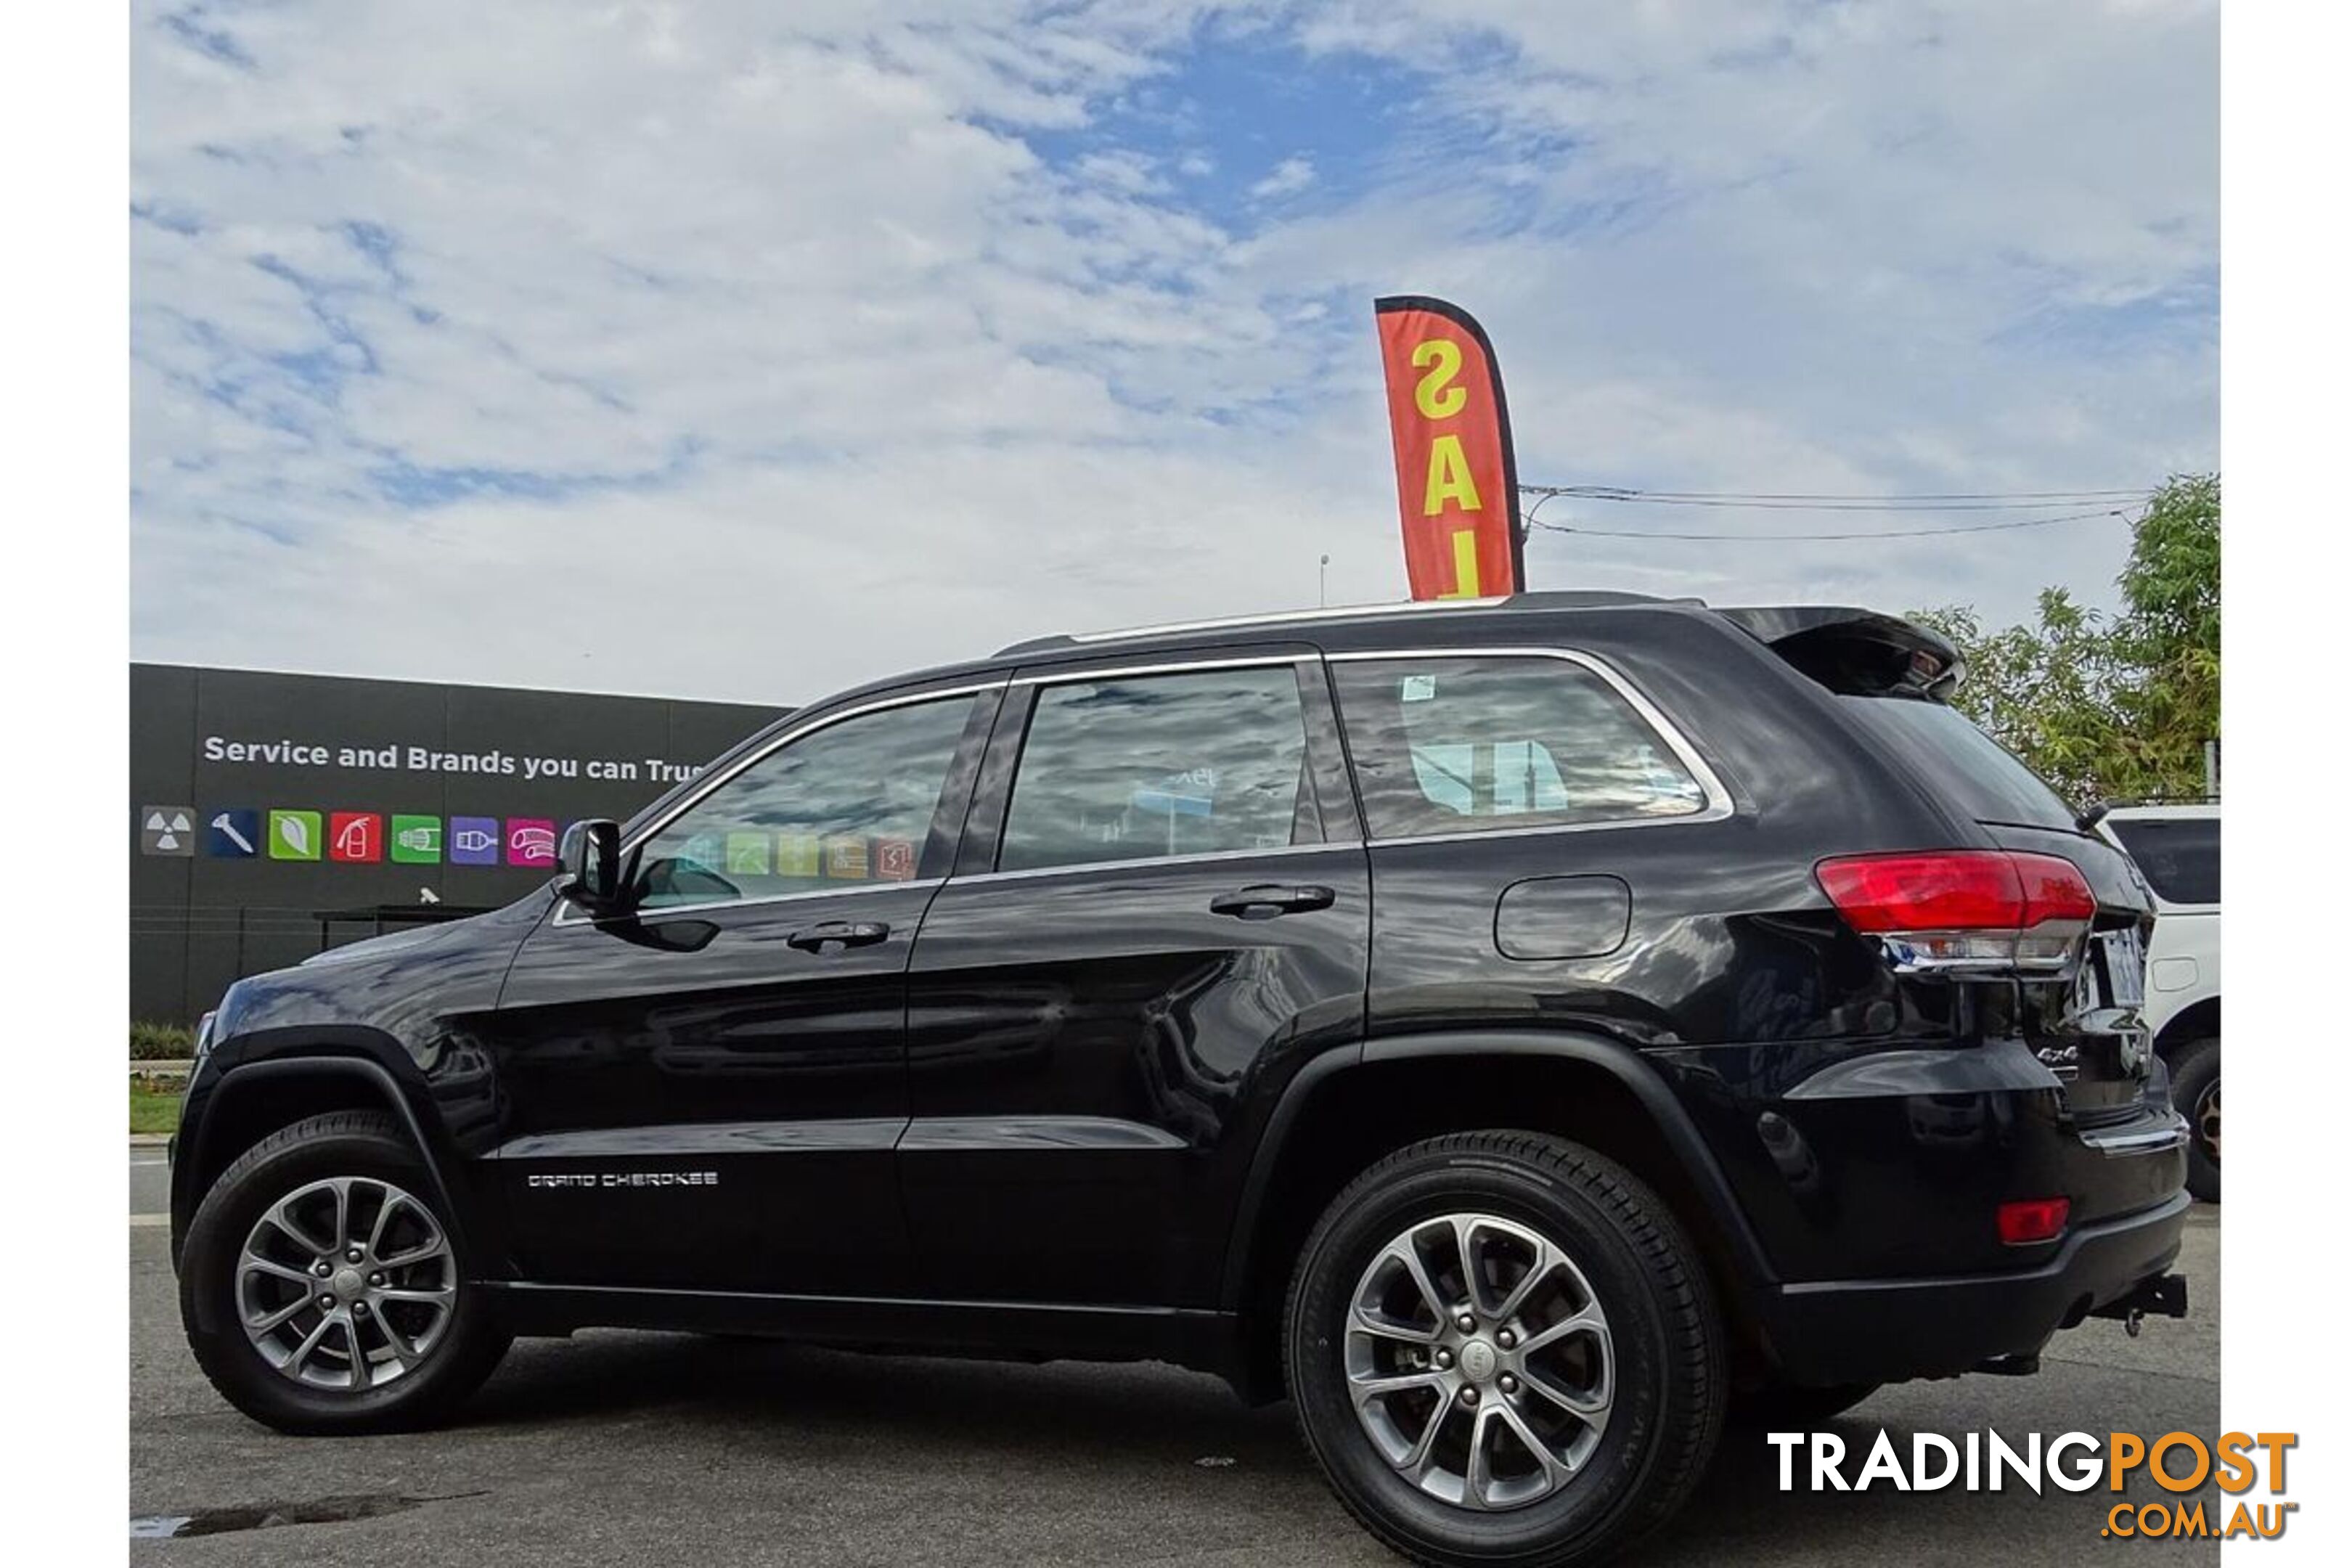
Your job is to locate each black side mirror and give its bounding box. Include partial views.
[558,819,626,912]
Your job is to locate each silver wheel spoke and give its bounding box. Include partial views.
[1349,1368,1447,1401]
[377,1285,454,1304]
[1495,1399,1569,1485]
[1490,1241,1561,1325]
[1462,1402,1500,1510]
[345,1319,373,1391]
[266,1202,332,1256]
[242,1254,313,1287]
[1516,1302,1605,1355]
[377,1239,449,1271]
[366,1191,404,1256]
[248,1296,310,1333]
[1522,1360,1613,1426]
[282,1315,335,1375]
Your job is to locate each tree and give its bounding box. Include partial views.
[1912,474,2218,807]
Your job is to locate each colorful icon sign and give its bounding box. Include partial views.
[874,837,917,881]
[205,809,261,858]
[329,812,384,864]
[139,806,196,857]
[724,833,772,875]
[268,809,323,861]
[390,814,443,864]
[507,818,557,867]
[449,816,500,866]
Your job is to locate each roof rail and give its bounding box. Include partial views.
[994,590,1694,657]
[2079,794,2220,827]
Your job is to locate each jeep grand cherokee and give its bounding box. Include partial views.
[171,592,2190,1568]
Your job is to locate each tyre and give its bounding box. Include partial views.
[179,1111,510,1434]
[1727,1379,1879,1428]
[1283,1130,1726,1568]
[2170,1037,2219,1203]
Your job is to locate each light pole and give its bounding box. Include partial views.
[1319,553,1331,608]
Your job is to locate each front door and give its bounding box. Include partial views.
[901,650,1371,1308]
[486,684,1001,1294]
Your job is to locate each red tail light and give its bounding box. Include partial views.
[1814,850,2096,972]
[1997,1196,2070,1246]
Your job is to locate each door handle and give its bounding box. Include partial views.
[1209,884,1336,920]
[785,920,891,952]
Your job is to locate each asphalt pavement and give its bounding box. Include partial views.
[130,1145,2222,1565]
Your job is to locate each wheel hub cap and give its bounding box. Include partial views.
[236,1176,457,1392]
[1344,1212,1614,1512]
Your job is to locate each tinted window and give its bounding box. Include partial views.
[1837,695,2076,830]
[1331,657,1709,839]
[1000,666,1317,873]
[633,695,978,908]
[2108,817,2221,906]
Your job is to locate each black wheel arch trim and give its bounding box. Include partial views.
[1216,1030,1782,1313]
[177,1037,474,1266]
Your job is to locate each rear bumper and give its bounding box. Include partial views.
[1755,1187,2192,1385]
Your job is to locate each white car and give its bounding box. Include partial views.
[2093,801,2221,1200]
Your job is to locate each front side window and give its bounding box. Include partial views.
[632,695,979,910]
[1000,665,1318,873]
[1332,656,1709,839]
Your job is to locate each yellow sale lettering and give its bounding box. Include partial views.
[1410,338,1466,418]
[1422,433,1483,516]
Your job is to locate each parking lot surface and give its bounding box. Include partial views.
[131,1146,2220,1566]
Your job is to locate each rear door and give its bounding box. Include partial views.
[899,648,1370,1307]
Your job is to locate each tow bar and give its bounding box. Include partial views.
[2089,1273,2190,1337]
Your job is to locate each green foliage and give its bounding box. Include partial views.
[1914,474,2218,808]
[130,1078,184,1136]
[130,1020,197,1060]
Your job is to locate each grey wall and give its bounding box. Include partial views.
[131,663,783,1024]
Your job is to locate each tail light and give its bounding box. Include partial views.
[1814,850,2096,973]
[1997,1196,2071,1245]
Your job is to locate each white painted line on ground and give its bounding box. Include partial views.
[131,1159,166,1168]
[130,1214,171,1228]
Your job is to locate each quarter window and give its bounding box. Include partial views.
[1000,666,1319,873]
[632,695,980,909]
[1332,656,1709,839]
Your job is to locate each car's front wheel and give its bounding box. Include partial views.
[1284,1130,1725,1568]
[179,1111,510,1433]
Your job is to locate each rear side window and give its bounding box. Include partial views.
[1000,665,1318,873]
[1836,695,2078,831]
[2107,817,2221,906]
[1331,656,1709,840]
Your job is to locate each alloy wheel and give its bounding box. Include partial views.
[1344,1212,1614,1511]
[2197,1081,2220,1165]
[236,1176,456,1391]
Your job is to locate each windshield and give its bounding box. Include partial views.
[1837,695,2078,830]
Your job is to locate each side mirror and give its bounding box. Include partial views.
[558,819,626,912]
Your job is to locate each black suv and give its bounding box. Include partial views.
[171,593,2190,1568]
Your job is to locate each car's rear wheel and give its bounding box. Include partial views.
[179,1111,510,1433]
[1284,1130,1724,1568]
[2171,1037,2219,1202]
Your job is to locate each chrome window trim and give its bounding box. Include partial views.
[550,678,1005,928]
[1324,645,1735,840]
[559,875,947,929]
[952,838,1366,888]
[1008,651,1310,685]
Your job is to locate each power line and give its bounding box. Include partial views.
[1525,505,2131,543]
[1516,483,2148,514]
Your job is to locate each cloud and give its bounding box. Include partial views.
[131,0,2216,703]
[1249,154,1316,199]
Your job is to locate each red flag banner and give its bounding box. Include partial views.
[1374,295,1523,600]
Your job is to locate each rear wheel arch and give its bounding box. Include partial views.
[2155,996,2220,1058]
[1221,1034,1776,1402]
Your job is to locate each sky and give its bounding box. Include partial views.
[131,0,2218,703]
